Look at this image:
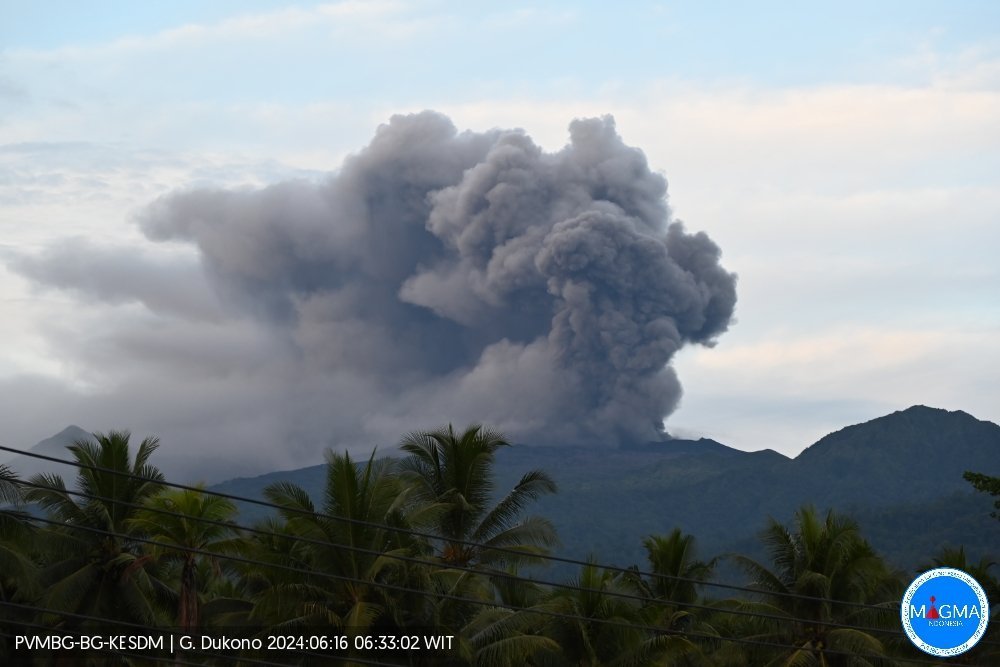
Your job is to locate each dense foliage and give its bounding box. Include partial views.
[0,425,996,666]
[964,472,1000,521]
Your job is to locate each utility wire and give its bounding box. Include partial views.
[12,476,928,644]
[0,442,930,616]
[9,511,979,666]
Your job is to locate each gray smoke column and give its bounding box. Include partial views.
[141,111,736,445]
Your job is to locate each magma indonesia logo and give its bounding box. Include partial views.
[901,567,990,657]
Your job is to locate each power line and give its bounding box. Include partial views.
[23,511,668,636]
[0,442,929,615]
[12,476,925,645]
[6,438,997,658]
[12,507,979,665]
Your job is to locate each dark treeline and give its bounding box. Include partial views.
[0,425,996,666]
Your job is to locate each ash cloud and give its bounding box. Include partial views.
[11,111,735,460]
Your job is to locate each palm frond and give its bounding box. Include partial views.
[472,469,557,542]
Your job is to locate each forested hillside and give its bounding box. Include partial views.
[1,409,996,664]
[212,406,1000,571]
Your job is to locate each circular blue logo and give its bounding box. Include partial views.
[901,567,989,657]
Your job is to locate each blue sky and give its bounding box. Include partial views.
[1,1,998,470]
[6,2,998,91]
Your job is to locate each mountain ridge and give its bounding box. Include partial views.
[206,405,999,571]
[10,406,998,571]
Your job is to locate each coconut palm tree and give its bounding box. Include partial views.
[245,449,420,642]
[24,430,167,627]
[921,546,997,599]
[463,566,561,666]
[0,463,25,510]
[724,506,900,666]
[396,424,557,569]
[535,562,698,667]
[0,464,39,662]
[618,529,719,664]
[128,487,240,632]
[0,463,35,591]
[387,424,558,661]
[639,529,716,607]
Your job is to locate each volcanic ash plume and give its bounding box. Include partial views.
[141,112,737,445]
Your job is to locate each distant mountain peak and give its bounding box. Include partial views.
[33,425,91,451]
[894,405,975,419]
[793,405,999,476]
[3,425,94,479]
[864,405,988,435]
[51,425,90,440]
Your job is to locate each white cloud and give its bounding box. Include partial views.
[670,324,1000,454]
[437,77,1000,198]
[7,1,418,62]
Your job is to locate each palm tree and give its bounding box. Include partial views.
[921,546,997,599]
[0,463,36,592]
[724,506,900,666]
[639,529,716,607]
[0,462,25,510]
[535,562,697,667]
[24,430,167,627]
[244,450,420,645]
[128,487,240,632]
[389,424,557,661]
[397,424,557,569]
[463,565,561,667]
[619,529,718,663]
[0,464,39,662]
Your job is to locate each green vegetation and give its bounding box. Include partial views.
[964,471,1000,520]
[23,431,166,628]
[0,423,997,665]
